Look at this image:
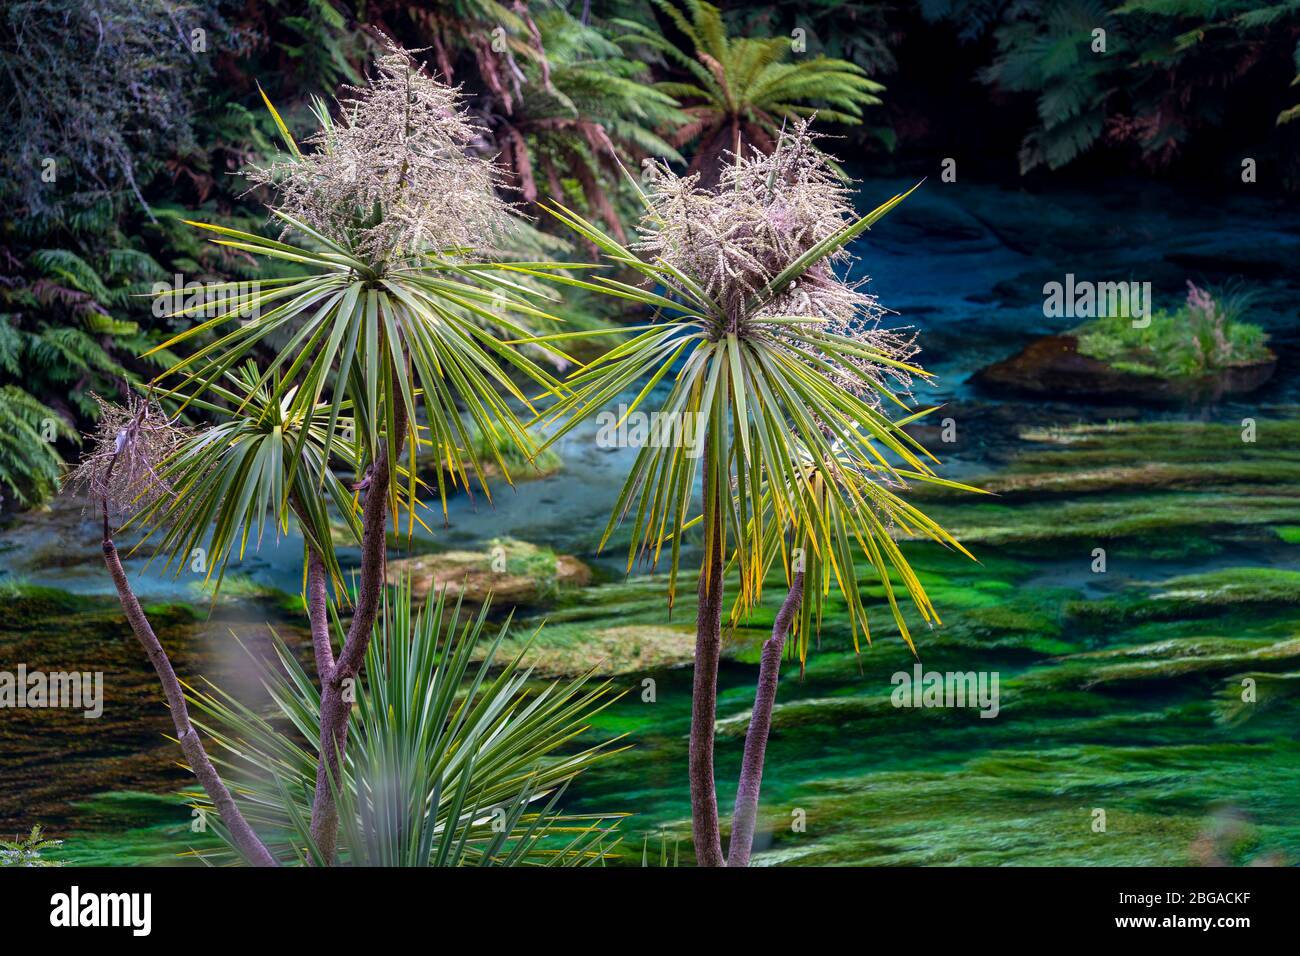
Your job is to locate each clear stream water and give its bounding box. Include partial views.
[3,177,1298,865]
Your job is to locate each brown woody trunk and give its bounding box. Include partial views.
[102,538,277,867]
[689,437,726,867]
[308,397,407,863]
[727,569,804,866]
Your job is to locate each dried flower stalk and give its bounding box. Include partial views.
[65,394,188,528]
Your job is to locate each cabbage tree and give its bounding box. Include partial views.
[725,439,981,865]
[71,45,582,865]
[185,582,626,867]
[532,122,972,865]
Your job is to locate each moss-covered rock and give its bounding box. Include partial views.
[501,622,699,678]
[973,331,1274,404]
[386,537,591,608]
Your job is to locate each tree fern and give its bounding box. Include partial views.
[618,0,884,177]
[486,9,687,239]
[0,384,76,507]
[975,0,1300,172]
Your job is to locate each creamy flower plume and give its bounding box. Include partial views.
[637,120,920,404]
[249,41,511,267]
[67,394,189,517]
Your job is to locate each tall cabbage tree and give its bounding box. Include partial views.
[725,440,981,865]
[531,122,972,865]
[72,45,583,865]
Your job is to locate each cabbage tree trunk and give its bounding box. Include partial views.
[727,569,804,867]
[102,537,277,867]
[308,397,407,864]
[689,437,726,867]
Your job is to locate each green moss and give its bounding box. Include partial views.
[1029,637,1300,690]
[1016,418,1300,459]
[650,734,1300,866]
[1214,671,1300,726]
[467,426,563,481]
[139,602,203,626]
[971,460,1300,497]
[931,493,1300,550]
[1067,568,1300,634]
[43,792,224,867]
[0,582,99,629]
[961,603,1060,636]
[913,419,1299,558]
[194,574,303,613]
[1155,567,1300,605]
[488,537,560,587]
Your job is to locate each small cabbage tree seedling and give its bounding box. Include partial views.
[186,582,626,867]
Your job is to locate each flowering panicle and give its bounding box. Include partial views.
[249,42,512,268]
[637,120,920,405]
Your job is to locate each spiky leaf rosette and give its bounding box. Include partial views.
[147,43,578,522]
[184,581,626,866]
[727,439,983,660]
[533,123,973,642]
[127,362,370,591]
